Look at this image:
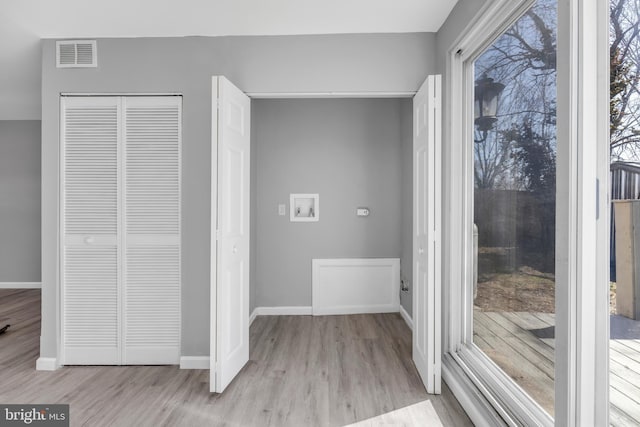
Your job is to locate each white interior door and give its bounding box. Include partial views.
[210,76,251,393]
[61,95,182,366]
[61,96,121,365]
[413,75,442,394]
[122,96,182,365]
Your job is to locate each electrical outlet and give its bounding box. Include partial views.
[278,204,286,216]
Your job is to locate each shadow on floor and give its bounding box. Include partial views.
[529,314,640,339]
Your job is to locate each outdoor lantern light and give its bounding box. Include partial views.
[474,74,505,142]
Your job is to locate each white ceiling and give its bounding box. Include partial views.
[0,0,458,120]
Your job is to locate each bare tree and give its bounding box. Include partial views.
[474,0,556,190]
[611,0,640,160]
[474,128,513,189]
[473,0,640,171]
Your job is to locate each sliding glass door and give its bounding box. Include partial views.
[442,0,566,424]
[444,0,609,425]
[471,0,557,416]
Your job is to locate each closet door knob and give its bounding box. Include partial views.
[418,247,424,254]
[84,236,95,244]
[233,245,238,254]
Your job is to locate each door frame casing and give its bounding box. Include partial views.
[556,0,610,425]
[210,77,219,389]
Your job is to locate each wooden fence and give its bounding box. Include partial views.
[611,161,640,281]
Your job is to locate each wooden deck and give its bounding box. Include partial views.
[474,310,640,426]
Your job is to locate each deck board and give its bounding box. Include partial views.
[474,310,640,426]
[474,315,554,378]
[611,404,640,427]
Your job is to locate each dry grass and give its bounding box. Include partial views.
[475,269,618,315]
[474,265,555,313]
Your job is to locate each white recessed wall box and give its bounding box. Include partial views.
[290,194,319,222]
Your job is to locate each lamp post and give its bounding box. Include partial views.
[474,74,505,142]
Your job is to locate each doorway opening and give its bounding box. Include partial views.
[209,81,452,423]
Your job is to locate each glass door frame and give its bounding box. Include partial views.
[441,0,610,425]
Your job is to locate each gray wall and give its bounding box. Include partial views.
[253,98,410,308]
[435,0,489,76]
[0,121,41,282]
[41,33,436,358]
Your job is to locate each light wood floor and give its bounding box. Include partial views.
[0,289,472,427]
[475,310,640,426]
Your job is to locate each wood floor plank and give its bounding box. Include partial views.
[611,358,640,393]
[611,403,640,427]
[474,312,558,415]
[615,339,640,354]
[475,312,554,363]
[610,369,640,407]
[0,290,471,427]
[504,312,554,331]
[530,312,555,328]
[472,321,555,414]
[487,312,555,358]
[611,340,640,370]
[609,340,640,423]
[611,387,640,423]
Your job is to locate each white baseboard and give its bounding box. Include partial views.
[400,306,413,331]
[36,357,59,371]
[0,282,41,289]
[313,305,399,316]
[180,356,210,370]
[253,306,312,316]
[252,306,407,317]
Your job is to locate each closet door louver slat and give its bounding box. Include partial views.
[64,107,118,235]
[62,97,121,365]
[123,97,181,364]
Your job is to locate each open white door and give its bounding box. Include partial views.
[413,75,442,394]
[210,76,251,393]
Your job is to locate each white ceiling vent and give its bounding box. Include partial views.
[56,40,97,68]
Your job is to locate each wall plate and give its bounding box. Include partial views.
[290,194,319,222]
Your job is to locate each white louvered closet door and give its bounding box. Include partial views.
[62,97,121,365]
[123,97,181,364]
[62,96,181,366]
